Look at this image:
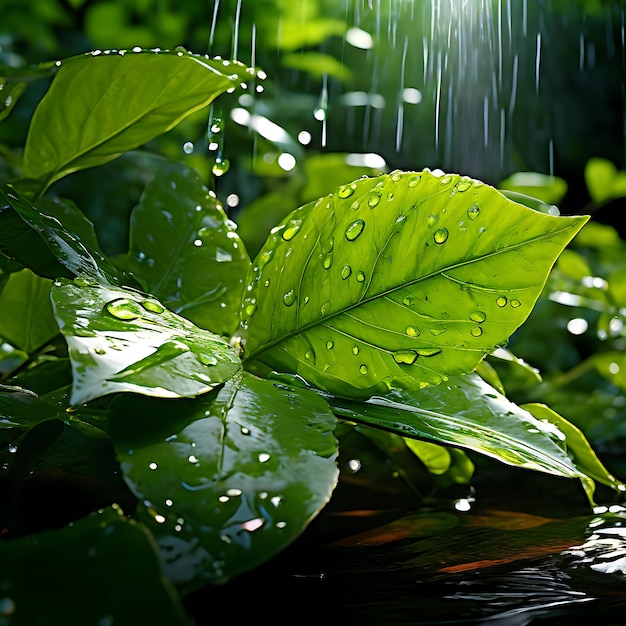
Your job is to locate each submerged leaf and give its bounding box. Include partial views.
[51,280,241,405]
[109,371,339,589]
[124,160,250,337]
[243,169,588,397]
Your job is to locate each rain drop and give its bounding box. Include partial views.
[245,304,257,316]
[322,254,332,269]
[352,346,359,355]
[393,350,418,365]
[405,326,420,337]
[341,264,352,280]
[467,204,480,220]
[416,348,442,357]
[282,220,302,241]
[470,326,483,337]
[283,290,296,306]
[351,201,360,210]
[429,327,447,336]
[359,364,368,375]
[141,299,165,314]
[356,271,366,282]
[305,350,314,360]
[434,228,449,244]
[456,179,473,192]
[105,298,143,320]
[338,184,356,198]
[345,219,365,241]
[212,158,230,177]
[407,174,421,188]
[367,192,381,208]
[496,296,508,307]
[469,311,486,323]
[426,214,437,227]
[326,341,334,350]
[510,299,521,308]
[440,175,453,185]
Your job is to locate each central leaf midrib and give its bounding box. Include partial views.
[245,225,575,361]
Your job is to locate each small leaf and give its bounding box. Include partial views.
[23,49,261,187]
[0,507,190,625]
[584,157,626,204]
[0,384,61,428]
[51,280,241,405]
[109,371,339,589]
[0,269,58,353]
[499,171,568,206]
[124,160,250,337]
[328,373,585,479]
[243,170,589,397]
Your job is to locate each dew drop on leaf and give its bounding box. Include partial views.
[141,299,165,314]
[212,158,230,177]
[305,350,314,361]
[351,201,360,210]
[352,346,359,355]
[359,364,368,375]
[393,350,419,365]
[199,354,218,366]
[434,228,449,244]
[105,298,143,320]
[367,192,381,208]
[440,175,453,185]
[469,311,486,323]
[470,326,483,337]
[283,290,296,306]
[429,327,447,336]
[405,326,420,337]
[338,184,356,198]
[510,299,522,308]
[345,219,366,241]
[391,171,402,182]
[246,304,257,316]
[356,271,366,282]
[387,192,394,201]
[407,174,421,188]
[282,220,302,241]
[456,179,473,192]
[467,204,480,220]
[496,296,508,307]
[416,347,442,357]
[326,341,334,350]
[426,214,437,227]
[341,264,352,280]
[403,296,413,306]
[322,254,333,269]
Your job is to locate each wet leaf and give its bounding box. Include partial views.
[23,49,260,188]
[109,370,339,590]
[0,269,58,353]
[328,373,585,479]
[242,169,588,397]
[50,280,241,405]
[0,507,190,625]
[0,384,62,428]
[123,161,250,337]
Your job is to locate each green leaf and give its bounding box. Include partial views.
[23,49,261,188]
[124,160,250,337]
[282,52,352,81]
[243,170,589,398]
[0,507,190,625]
[0,269,58,353]
[0,384,62,428]
[584,157,626,204]
[0,60,58,122]
[0,185,126,284]
[109,371,339,589]
[50,280,241,405]
[328,373,585,479]
[498,171,568,206]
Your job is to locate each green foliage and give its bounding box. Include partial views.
[0,41,623,625]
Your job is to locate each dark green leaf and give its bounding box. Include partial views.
[109,370,339,589]
[51,280,241,405]
[0,384,61,428]
[0,507,190,625]
[0,60,57,122]
[243,170,589,398]
[328,373,585,479]
[0,269,58,353]
[124,160,250,337]
[584,157,626,204]
[23,49,262,187]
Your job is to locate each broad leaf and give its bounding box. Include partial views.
[0,384,62,428]
[124,160,250,337]
[51,280,241,405]
[109,371,339,589]
[0,186,126,284]
[328,373,586,480]
[0,60,58,122]
[0,507,190,625]
[23,48,262,188]
[242,170,589,397]
[0,269,58,353]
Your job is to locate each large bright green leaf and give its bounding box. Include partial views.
[123,160,250,337]
[242,170,589,398]
[23,48,262,187]
[328,373,586,480]
[0,507,190,625]
[0,269,58,353]
[51,280,241,405]
[109,371,339,589]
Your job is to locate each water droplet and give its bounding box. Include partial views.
[387,192,394,201]
[440,175,453,185]
[434,228,449,244]
[391,171,402,182]
[429,327,447,336]
[405,326,420,337]
[283,290,296,306]
[367,192,381,208]
[341,264,352,280]
[282,220,302,241]
[356,271,366,282]
[496,296,508,307]
[338,184,356,198]
[305,350,314,360]
[469,311,486,323]
[345,219,365,241]
[470,326,483,337]
[467,204,480,220]
[212,158,230,177]
[352,346,360,355]
[402,296,413,306]
[141,299,164,314]
[183,141,194,154]
[245,304,257,316]
[105,298,143,320]
[326,341,334,350]
[93,347,106,355]
[322,254,332,269]
[392,345,421,363]
[426,214,437,227]
[259,249,274,267]
[359,364,368,375]
[510,299,521,308]
[321,238,334,253]
[407,174,421,187]
[416,347,442,357]
[199,354,218,366]
[264,279,271,287]
[351,201,360,210]
[456,179,472,192]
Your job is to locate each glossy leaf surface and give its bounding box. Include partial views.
[23,49,261,187]
[124,161,250,337]
[328,373,586,479]
[109,371,339,589]
[243,170,588,397]
[51,280,241,405]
